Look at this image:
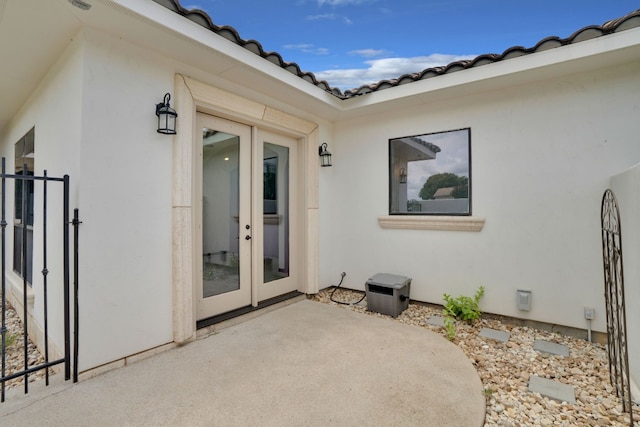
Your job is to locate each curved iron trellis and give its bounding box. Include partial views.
[600,189,633,425]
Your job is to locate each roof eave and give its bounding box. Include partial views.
[335,26,640,120]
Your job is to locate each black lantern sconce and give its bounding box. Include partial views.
[399,168,407,184]
[318,142,332,167]
[155,93,178,135]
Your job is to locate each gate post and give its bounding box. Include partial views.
[63,175,70,381]
[600,189,634,425]
[72,208,81,383]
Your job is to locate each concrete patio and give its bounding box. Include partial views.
[0,299,485,426]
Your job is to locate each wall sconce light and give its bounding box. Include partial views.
[399,168,407,184]
[155,93,178,135]
[318,142,332,167]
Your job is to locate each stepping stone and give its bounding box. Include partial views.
[528,375,576,404]
[533,340,570,356]
[479,328,510,343]
[427,315,445,327]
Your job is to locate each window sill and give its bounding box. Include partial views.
[378,215,485,232]
[7,272,35,307]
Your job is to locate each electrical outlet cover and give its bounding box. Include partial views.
[517,290,531,311]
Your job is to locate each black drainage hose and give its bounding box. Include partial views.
[329,272,366,306]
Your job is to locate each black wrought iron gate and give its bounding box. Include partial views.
[0,158,80,402]
[600,189,634,426]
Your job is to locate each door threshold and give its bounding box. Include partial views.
[196,291,305,335]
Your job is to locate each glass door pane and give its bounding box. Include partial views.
[196,114,252,321]
[258,130,297,303]
[202,129,241,297]
[263,142,289,283]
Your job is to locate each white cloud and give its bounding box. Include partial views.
[284,43,314,50]
[306,13,352,24]
[283,44,330,55]
[306,13,337,21]
[349,49,389,58]
[314,53,477,89]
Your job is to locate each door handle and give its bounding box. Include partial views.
[245,235,252,240]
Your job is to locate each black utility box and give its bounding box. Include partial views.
[365,273,411,318]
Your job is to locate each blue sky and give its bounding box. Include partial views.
[183,1,636,90]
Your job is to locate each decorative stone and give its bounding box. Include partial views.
[479,327,510,343]
[533,339,570,356]
[528,375,576,404]
[427,315,445,327]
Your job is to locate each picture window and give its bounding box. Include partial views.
[389,128,471,215]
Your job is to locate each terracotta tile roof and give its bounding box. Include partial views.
[411,137,441,155]
[154,0,640,100]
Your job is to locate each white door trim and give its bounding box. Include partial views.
[171,74,320,343]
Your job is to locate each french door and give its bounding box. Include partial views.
[195,114,298,321]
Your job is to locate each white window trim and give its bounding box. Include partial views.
[378,215,485,232]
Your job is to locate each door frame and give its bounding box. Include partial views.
[171,75,320,343]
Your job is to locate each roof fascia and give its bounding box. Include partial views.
[337,26,640,119]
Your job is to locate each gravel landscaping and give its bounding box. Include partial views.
[0,297,48,391]
[313,288,640,427]
[2,288,639,425]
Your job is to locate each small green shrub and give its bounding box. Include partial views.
[483,387,494,398]
[3,333,17,348]
[443,316,456,341]
[441,286,485,340]
[443,286,485,322]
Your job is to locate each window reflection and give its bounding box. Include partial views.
[263,142,289,283]
[389,128,471,215]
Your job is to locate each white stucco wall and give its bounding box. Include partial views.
[3,28,180,371]
[610,164,640,400]
[322,59,640,333]
[1,34,84,359]
[76,30,175,370]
